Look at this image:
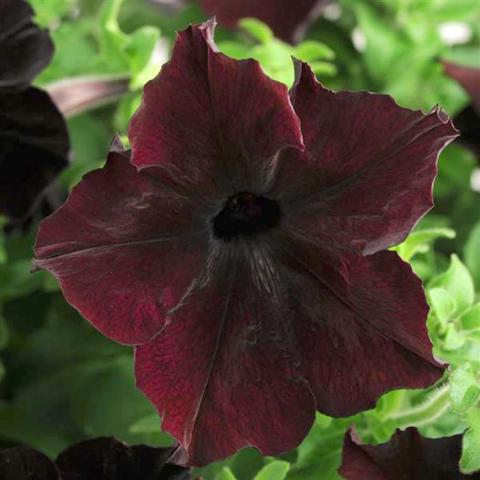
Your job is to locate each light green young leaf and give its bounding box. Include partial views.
[99,0,161,87]
[294,41,335,61]
[308,61,337,77]
[460,304,480,332]
[460,410,480,474]
[428,255,475,316]
[215,467,237,480]
[289,414,348,480]
[450,364,480,414]
[394,228,455,262]
[125,27,161,89]
[29,0,74,26]
[428,288,457,324]
[239,18,274,44]
[253,461,290,480]
[443,324,466,350]
[465,221,480,289]
[99,0,130,71]
[218,41,252,59]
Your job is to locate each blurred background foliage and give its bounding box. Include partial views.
[1,0,480,478]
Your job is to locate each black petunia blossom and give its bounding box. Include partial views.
[339,427,480,480]
[0,0,69,223]
[0,437,191,480]
[34,20,457,466]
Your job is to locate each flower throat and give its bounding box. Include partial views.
[212,192,282,242]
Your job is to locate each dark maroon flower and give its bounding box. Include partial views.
[0,0,69,223]
[56,437,190,480]
[443,61,480,156]
[0,438,190,480]
[0,446,60,480]
[200,0,329,43]
[0,0,53,90]
[339,427,480,480]
[34,21,457,466]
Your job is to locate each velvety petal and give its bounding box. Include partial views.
[0,87,69,219]
[135,255,315,466]
[271,62,458,255]
[200,0,328,43]
[277,235,443,416]
[56,437,191,479]
[34,151,210,345]
[0,0,54,89]
[339,427,478,480]
[443,61,480,111]
[128,20,303,196]
[0,447,60,480]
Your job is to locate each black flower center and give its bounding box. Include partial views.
[212,192,281,242]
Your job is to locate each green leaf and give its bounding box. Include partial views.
[459,304,480,332]
[0,217,7,265]
[465,221,480,289]
[29,0,74,27]
[450,364,480,414]
[443,323,466,350]
[0,260,49,301]
[428,288,457,324]
[125,26,161,89]
[394,228,455,262]
[0,311,8,350]
[253,461,290,480]
[288,414,348,480]
[239,18,274,43]
[128,414,175,446]
[294,41,335,61]
[215,467,237,480]
[0,402,74,457]
[460,410,480,474]
[129,413,160,434]
[218,41,252,60]
[308,61,337,77]
[428,255,475,316]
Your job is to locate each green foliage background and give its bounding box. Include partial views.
[1,0,480,478]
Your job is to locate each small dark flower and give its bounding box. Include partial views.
[200,0,329,43]
[0,446,60,480]
[34,20,457,466]
[0,0,53,90]
[0,437,190,480]
[339,427,480,480]
[443,61,480,157]
[0,0,69,223]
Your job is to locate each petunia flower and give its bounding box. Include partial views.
[0,0,53,90]
[34,20,458,466]
[0,0,69,223]
[338,427,480,479]
[200,0,329,43]
[0,437,191,479]
[443,61,480,157]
